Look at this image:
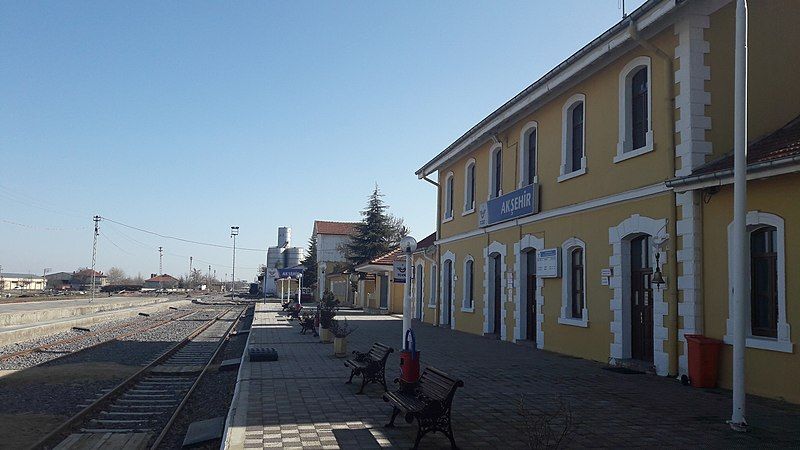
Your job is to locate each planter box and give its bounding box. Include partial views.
[333,337,347,357]
[320,327,332,343]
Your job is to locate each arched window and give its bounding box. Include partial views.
[559,94,587,181]
[429,264,437,307]
[751,226,778,338]
[463,257,474,310]
[443,172,454,220]
[559,237,588,327]
[519,121,538,187]
[464,159,476,213]
[616,57,653,162]
[489,144,503,198]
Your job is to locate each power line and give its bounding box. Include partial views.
[99,216,267,252]
[0,218,87,232]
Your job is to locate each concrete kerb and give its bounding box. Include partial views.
[220,303,260,449]
[0,298,193,346]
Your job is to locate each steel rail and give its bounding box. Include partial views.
[29,307,235,450]
[149,307,246,449]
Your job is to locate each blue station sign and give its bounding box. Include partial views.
[478,184,539,227]
[277,267,305,278]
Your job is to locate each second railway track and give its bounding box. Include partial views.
[32,306,246,450]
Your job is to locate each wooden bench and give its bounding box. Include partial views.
[298,314,317,336]
[344,342,394,394]
[383,366,464,449]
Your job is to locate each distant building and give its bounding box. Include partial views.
[144,274,179,290]
[313,220,359,299]
[0,272,46,291]
[355,248,405,314]
[263,227,304,295]
[69,269,108,291]
[45,272,74,290]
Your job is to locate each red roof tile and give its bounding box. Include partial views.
[313,220,359,236]
[146,274,178,282]
[692,115,800,176]
[415,232,436,251]
[370,247,403,265]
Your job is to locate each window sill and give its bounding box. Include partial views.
[557,167,587,183]
[518,177,538,189]
[558,316,589,328]
[723,335,793,353]
[462,208,475,217]
[613,141,654,163]
[461,306,474,313]
[442,216,453,224]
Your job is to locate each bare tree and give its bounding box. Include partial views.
[106,267,126,284]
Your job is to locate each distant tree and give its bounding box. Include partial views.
[301,234,318,288]
[106,267,126,284]
[388,214,410,247]
[345,185,395,269]
[189,268,203,287]
[132,273,144,285]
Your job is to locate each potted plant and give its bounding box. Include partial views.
[330,318,357,357]
[318,291,338,343]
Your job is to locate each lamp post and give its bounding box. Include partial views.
[319,262,327,300]
[230,226,239,294]
[297,274,303,306]
[400,236,417,350]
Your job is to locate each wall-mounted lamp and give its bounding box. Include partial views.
[652,252,665,289]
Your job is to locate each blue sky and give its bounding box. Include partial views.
[0,0,647,281]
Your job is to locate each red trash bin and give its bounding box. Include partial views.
[685,334,723,388]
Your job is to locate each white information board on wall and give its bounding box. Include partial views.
[536,248,561,278]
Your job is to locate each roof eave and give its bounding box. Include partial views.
[416,0,677,178]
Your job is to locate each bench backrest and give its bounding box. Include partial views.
[368,342,394,362]
[419,366,464,403]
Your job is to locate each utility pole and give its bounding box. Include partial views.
[730,0,748,432]
[230,226,239,294]
[90,215,100,303]
[158,246,164,292]
[1,264,4,293]
[188,256,193,290]
[208,265,212,291]
[43,268,51,291]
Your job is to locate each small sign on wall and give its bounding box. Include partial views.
[601,268,613,286]
[536,248,560,278]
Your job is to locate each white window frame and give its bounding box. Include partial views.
[615,56,654,163]
[442,171,454,222]
[462,255,475,312]
[518,121,539,187]
[428,264,437,308]
[558,93,587,182]
[724,211,792,353]
[559,237,589,327]
[463,158,476,215]
[488,143,503,199]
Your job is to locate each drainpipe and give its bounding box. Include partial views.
[628,20,679,376]
[423,173,442,327]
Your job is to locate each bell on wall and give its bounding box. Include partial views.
[652,252,665,288]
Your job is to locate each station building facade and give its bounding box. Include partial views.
[414,0,800,403]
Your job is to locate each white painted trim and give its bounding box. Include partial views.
[416,0,677,177]
[428,264,437,308]
[440,251,456,329]
[724,211,792,353]
[483,241,508,339]
[463,158,476,213]
[414,262,425,321]
[488,143,503,199]
[514,235,545,347]
[608,214,670,376]
[616,56,654,162]
[435,182,671,246]
[518,121,539,188]
[676,191,703,375]
[560,93,587,177]
[556,166,587,183]
[462,255,475,311]
[560,237,589,328]
[443,171,455,220]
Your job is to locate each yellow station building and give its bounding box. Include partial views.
[413,0,800,403]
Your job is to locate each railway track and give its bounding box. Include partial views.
[32,306,245,450]
[0,309,197,365]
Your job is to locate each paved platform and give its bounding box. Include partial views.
[222,302,800,449]
[0,296,190,345]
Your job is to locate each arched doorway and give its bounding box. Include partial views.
[630,234,653,362]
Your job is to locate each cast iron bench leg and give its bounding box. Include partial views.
[385,406,400,428]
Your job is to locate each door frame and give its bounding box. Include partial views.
[608,214,668,375]
[514,234,544,347]
[483,241,507,339]
[440,251,456,329]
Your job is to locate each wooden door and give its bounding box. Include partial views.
[630,236,653,362]
[379,275,389,309]
[443,260,452,326]
[526,251,537,342]
[493,254,502,334]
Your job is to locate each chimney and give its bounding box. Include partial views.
[151,273,157,279]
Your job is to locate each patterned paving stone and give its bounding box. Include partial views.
[223,303,800,449]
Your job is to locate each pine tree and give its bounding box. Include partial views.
[301,234,318,288]
[345,185,395,268]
